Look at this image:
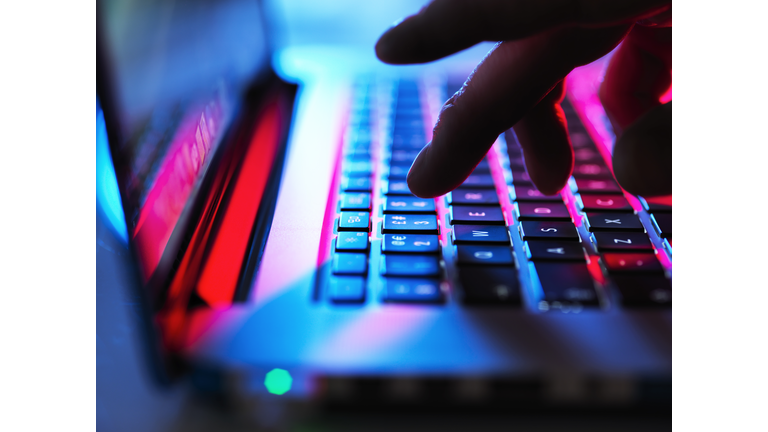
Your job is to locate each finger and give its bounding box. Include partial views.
[406,25,630,198]
[600,25,672,133]
[612,102,671,196]
[511,81,573,195]
[376,0,669,64]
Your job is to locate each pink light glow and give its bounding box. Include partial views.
[133,103,225,281]
[312,307,438,365]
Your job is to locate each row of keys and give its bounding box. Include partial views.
[330,80,445,304]
[443,157,522,305]
[504,129,599,308]
[328,83,376,303]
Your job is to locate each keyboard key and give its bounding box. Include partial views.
[387,165,410,179]
[600,253,663,273]
[381,255,441,277]
[447,188,499,205]
[453,225,510,244]
[335,232,369,252]
[578,194,633,212]
[612,274,672,307]
[383,196,436,213]
[583,212,644,232]
[341,176,371,192]
[381,234,439,254]
[508,157,526,170]
[390,149,420,165]
[514,202,571,221]
[572,163,612,179]
[338,211,370,231]
[383,180,415,196]
[474,159,491,171]
[638,196,672,213]
[340,193,371,210]
[510,185,563,202]
[518,221,579,241]
[569,131,595,149]
[461,174,496,188]
[342,160,372,176]
[524,240,586,261]
[472,164,492,174]
[392,134,426,148]
[450,206,505,225]
[384,278,444,303]
[651,213,672,239]
[509,170,533,185]
[532,262,600,307]
[570,177,622,194]
[592,232,653,252]
[383,214,439,234]
[343,147,371,159]
[458,267,521,305]
[329,276,366,303]
[456,245,514,265]
[332,253,368,275]
[573,147,604,164]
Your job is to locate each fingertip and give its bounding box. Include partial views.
[406,144,443,198]
[375,15,420,64]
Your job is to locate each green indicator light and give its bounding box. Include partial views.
[264,368,293,395]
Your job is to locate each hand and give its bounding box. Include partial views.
[375,0,672,198]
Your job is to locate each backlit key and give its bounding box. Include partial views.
[338,211,370,232]
[381,255,441,277]
[572,163,612,179]
[510,185,563,202]
[461,174,495,188]
[340,193,371,210]
[341,176,372,192]
[332,253,368,275]
[450,206,505,225]
[335,232,369,252]
[612,274,671,307]
[384,278,444,303]
[578,194,633,212]
[514,202,571,221]
[592,232,653,252]
[453,225,510,244]
[532,262,600,308]
[447,188,499,205]
[583,212,644,232]
[570,177,622,194]
[382,214,438,234]
[381,234,439,254]
[329,276,366,303]
[456,245,514,265]
[600,253,663,273]
[524,240,586,261]
[458,267,521,305]
[383,196,436,213]
[383,180,415,196]
[518,221,579,241]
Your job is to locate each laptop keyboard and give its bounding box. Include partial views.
[317,78,672,311]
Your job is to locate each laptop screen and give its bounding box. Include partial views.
[98,0,271,283]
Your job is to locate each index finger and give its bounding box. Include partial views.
[406,25,629,198]
[376,0,669,64]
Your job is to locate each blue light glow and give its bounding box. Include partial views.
[96,100,129,244]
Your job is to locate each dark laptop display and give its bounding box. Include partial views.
[97,0,281,306]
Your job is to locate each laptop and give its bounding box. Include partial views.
[97,0,671,426]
